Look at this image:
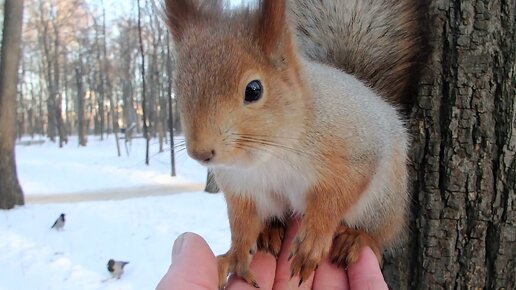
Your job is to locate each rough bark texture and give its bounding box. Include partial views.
[0,0,25,209]
[383,0,515,289]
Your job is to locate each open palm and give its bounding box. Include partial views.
[157,220,388,290]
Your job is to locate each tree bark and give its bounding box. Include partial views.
[204,170,220,194]
[0,0,25,209]
[383,1,515,289]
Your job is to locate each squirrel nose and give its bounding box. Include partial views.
[189,148,215,163]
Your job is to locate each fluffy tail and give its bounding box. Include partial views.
[289,0,428,104]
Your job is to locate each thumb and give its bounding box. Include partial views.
[346,247,388,290]
[156,233,219,290]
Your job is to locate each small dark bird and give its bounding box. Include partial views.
[50,213,65,230]
[107,259,129,279]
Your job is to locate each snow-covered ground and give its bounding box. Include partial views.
[0,136,231,290]
[16,135,207,195]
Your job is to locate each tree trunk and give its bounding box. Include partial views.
[94,19,105,141]
[52,25,67,147]
[101,1,121,156]
[166,33,176,177]
[37,62,45,136]
[75,66,87,147]
[56,93,67,147]
[137,0,150,165]
[0,0,25,209]
[383,1,515,289]
[204,170,220,194]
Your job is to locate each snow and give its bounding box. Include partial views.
[0,136,231,290]
[16,135,207,195]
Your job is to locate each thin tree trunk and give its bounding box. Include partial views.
[94,19,105,141]
[204,169,220,193]
[75,66,87,146]
[383,1,515,289]
[63,55,72,135]
[17,61,26,140]
[17,89,24,140]
[137,0,149,165]
[53,26,66,148]
[0,0,25,209]
[40,4,56,142]
[101,0,121,156]
[166,33,176,176]
[37,62,45,136]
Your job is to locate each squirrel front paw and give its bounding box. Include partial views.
[330,224,382,267]
[288,228,333,286]
[257,218,286,258]
[217,251,258,290]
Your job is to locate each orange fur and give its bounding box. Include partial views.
[370,149,408,247]
[257,0,287,55]
[217,194,262,289]
[257,218,286,258]
[288,150,374,282]
[164,0,413,288]
[332,225,382,266]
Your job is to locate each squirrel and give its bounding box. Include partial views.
[164,0,427,288]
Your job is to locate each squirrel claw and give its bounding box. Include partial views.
[257,219,286,258]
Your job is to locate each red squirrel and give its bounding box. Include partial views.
[164,0,426,288]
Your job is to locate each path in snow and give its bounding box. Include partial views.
[25,183,206,204]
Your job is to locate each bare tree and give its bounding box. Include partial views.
[166,33,176,176]
[137,0,150,165]
[0,0,25,209]
[75,63,87,146]
[100,0,121,156]
[383,1,515,289]
[114,17,139,154]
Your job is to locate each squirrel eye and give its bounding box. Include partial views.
[244,80,263,104]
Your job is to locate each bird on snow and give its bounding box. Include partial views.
[107,259,129,279]
[50,213,65,230]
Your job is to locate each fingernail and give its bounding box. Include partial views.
[172,233,187,258]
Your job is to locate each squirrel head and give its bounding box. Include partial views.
[165,0,311,168]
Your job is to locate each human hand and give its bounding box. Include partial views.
[156,221,388,290]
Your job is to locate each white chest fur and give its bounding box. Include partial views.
[215,154,315,221]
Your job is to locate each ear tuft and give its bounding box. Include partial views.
[164,0,198,42]
[257,0,287,55]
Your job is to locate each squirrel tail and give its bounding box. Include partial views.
[289,0,429,104]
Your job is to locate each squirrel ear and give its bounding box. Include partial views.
[256,0,287,55]
[164,0,199,42]
[165,0,223,42]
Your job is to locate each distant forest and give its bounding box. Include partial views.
[14,0,180,150]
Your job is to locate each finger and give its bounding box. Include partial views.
[312,256,349,290]
[273,218,314,290]
[226,251,277,290]
[346,247,388,290]
[156,233,218,290]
